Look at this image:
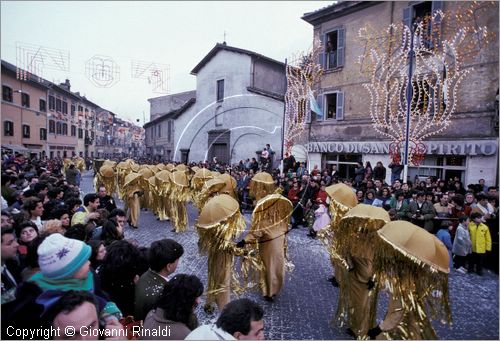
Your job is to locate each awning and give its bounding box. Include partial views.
[1,144,29,153]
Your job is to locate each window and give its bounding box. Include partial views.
[56,122,62,135]
[4,121,14,136]
[40,128,47,140]
[409,155,466,183]
[56,98,61,112]
[62,123,68,135]
[49,95,55,110]
[2,86,12,102]
[71,104,76,115]
[49,120,55,133]
[62,101,68,114]
[324,92,344,120]
[157,124,161,138]
[78,128,83,139]
[403,1,443,49]
[167,120,173,142]
[22,124,30,138]
[320,27,345,70]
[216,79,224,102]
[71,125,76,136]
[78,105,83,113]
[91,131,94,140]
[39,99,46,112]
[21,93,30,108]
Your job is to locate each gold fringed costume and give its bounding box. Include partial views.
[241,192,293,299]
[337,204,390,338]
[191,168,214,209]
[123,172,142,228]
[116,161,133,200]
[147,175,160,218]
[155,170,173,221]
[196,194,246,311]
[317,183,358,328]
[75,157,86,173]
[249,172,276,203]
[138,168,154,210]
[97,165,116,197]
[372,221,451,340]
[198,178,226,210]
[169,171,190,233]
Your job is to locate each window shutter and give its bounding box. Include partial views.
[318,33,326,69]
[317,94,324,121]
[336,92,344,120]
[402,7,412,29]
[306,97,311,123]
[337,27,345,68]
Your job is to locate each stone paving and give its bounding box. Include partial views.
[82,171,499,340]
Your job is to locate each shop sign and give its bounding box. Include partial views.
[306,141,498,156]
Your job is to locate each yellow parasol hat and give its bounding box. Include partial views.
[325,183,357,209]
[165,163,175,172]
[138,168,154,179]
[99,165,115,178]
[339,203,390,231]
[170,170,188,187]
[197,194,240,228]
[124,172,141,187]
[251,172,274,184]
[378,221,450,273]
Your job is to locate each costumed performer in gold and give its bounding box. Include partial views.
[237,189,293,302]
[155,170,172,222]
[116,160,132,200]
[197,178,226,210]
[169,170,190,233]
[138,167,154,211]
[95,165,116,197]
[123,172,143,229]
[218,173,238,200]
[196,194,246,312]
[317,183,357,327]
[191,168,214,209]
[248,172,275,203]
[337,204,390,338]
[367,220,451,340]
[75,156,86,173]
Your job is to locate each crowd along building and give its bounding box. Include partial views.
[301,1,499,186]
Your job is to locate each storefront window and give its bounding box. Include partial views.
[409,156,466,183]
[324,153,362,180]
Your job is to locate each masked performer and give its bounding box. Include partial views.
[191,168,214,209]
[96,165,116,197]
[155,170,172,222]
[196,194,246,312]
[169,170,190,233]
[218,173,238,200]
[368,220,451,340]
[337,204,390,338]
[248,172,275,203]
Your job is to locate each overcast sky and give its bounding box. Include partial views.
[1,1,333,124]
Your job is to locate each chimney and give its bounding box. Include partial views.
[60,79,71,91]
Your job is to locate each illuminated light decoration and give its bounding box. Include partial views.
[283,38,323,155]
[359,3,494,166]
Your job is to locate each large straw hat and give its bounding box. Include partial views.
[211,171,221,177]
[165,163,175,171]
[252,193,293,225]
[175,164,187,172]
[170,170,188,187]
[155,170,171,183]
[378,221,450,273]
[202,178,226,193]
[251,172,274,184]
[197,194,239,228]
[218,173,237,191]
[325,183,357,208]
[103,160,117,168]
[99,165,115,178]
[193,168,213,180]
[124,172,141,187]
[340,204,390,231]
[130,163,140,172]
[138,168,154,179]
[117,161,131,170]
[191,166,200,172]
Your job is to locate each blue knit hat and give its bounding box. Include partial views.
[37,233,91,279]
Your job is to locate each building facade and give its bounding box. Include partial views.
[302,1,499,186]
[147,43,286,165]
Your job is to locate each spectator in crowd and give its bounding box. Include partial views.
[468,212,492,276]
[87,240,107,273]
[389,191,409,221]
[363,189,376,205]
[143,274,203,340]
[65,164,80,187]
[372,187,392,208]
[479,179,488,193]
[354,162,365,186]
[135,239,184,320]
[407,191,436,232]
[356,189,365,204]
[50,207,71,231]
[22,197,44,231]
[452,216,472,274]
[42,219,66,237]
[185,298,265,340]
[72,193,100,227]
[373,161,386,182]
[1,227,19,304]
[97,185,117,213]
[364,161,373,182]
[436,221,453,270]
[388,161,404,184]
[100,219,125,247]
[288,182,304,229]
[20,236,44,282]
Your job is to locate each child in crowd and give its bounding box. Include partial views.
[468,212,492,276]
[452,216,472,274]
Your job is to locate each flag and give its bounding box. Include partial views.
[308,89,323,119]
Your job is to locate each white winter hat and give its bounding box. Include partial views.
[37,233,91,279]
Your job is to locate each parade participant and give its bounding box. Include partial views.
[368,220,451,339]
[236,192,293,302]
[196,194,246,312]
[218,173,239,200]
[123,172,142,229]
[154,170,173,222]
[116,160,133,201]
[191,168,214,209]
[248,172,275,203]
[138,167,154,211]
[337,204,390,338]
[95,165,116,198]
[198,178,226,209]
[169,170,190,233]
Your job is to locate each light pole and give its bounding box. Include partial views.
[402,23,417,184]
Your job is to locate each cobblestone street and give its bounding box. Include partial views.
[82,172,499,340]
